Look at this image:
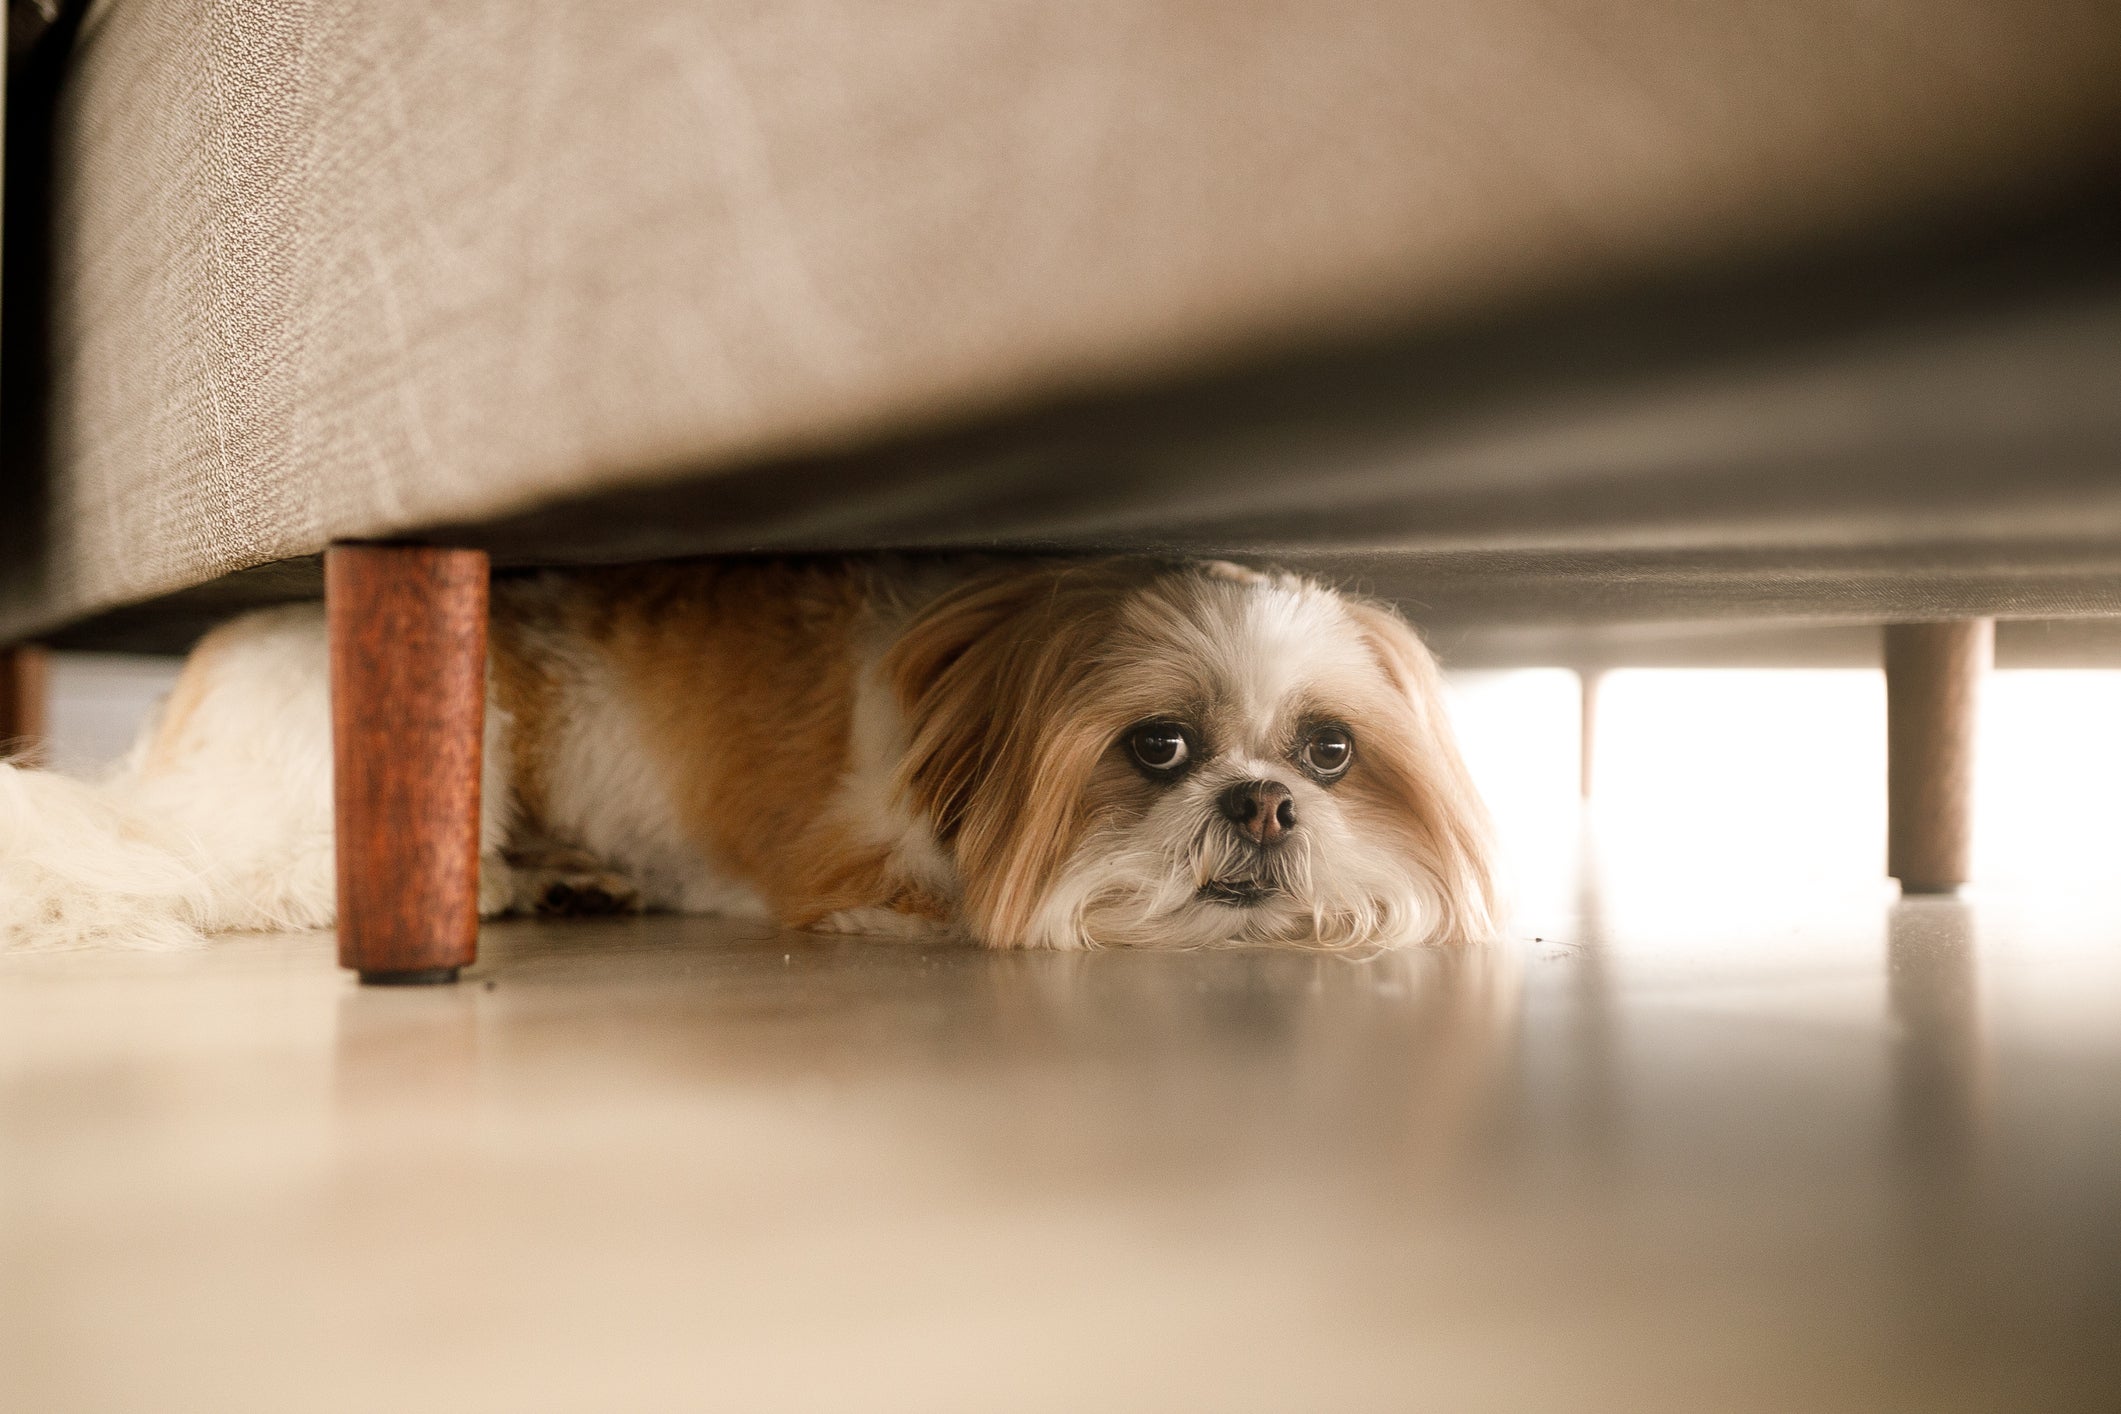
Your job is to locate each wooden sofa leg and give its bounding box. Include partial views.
[1,645,49,764]
[1885,620,1992,896]
[326,544,490,985]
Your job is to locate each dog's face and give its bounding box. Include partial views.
[890,562,1494,950]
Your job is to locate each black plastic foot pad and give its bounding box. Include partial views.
[358,967,462,986]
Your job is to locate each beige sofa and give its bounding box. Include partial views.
[4,1,2119,974]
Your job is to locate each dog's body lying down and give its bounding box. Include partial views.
[0,558,1495,951]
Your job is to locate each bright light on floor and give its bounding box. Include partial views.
[1443,670,1583,923]
[1976,671,2121,884]
[1446,667,2121,927]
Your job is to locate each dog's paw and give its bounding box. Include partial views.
[532,873,639,917]
[503,846,641,918]
[810,905,951,939]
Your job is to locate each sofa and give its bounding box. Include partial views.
[5,0,2119,976]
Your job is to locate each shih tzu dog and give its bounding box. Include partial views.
[0,558,1495,951]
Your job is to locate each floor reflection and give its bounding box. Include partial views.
[332,979,485,1140]
[1559,821,1622,1166]
[1884,893,1991,1327]
[1885,896,1986,1189]
[324,925,1529,1198]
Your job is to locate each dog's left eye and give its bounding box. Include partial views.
[1301,726,1353,778]
[1128,723,1192,773]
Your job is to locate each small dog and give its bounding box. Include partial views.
[0,558,1495,950]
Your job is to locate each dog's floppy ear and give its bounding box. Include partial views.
[1339,597,1499,942]
[885,564,1141,947]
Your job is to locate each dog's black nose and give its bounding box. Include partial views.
[1220,780,1295,846]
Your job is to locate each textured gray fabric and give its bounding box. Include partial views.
[5,0,2121,640]
[403,270,2121,586]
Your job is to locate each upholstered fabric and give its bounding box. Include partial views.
[5,0,2120,641]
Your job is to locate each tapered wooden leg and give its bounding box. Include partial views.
[327,544,489,985]
[1,645,49,764]
[1885,620,1992,896]
[1578,668,1601,799]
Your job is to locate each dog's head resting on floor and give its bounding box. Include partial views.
[886,560,1496,950]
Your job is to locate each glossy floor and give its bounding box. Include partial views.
[5,863,2120,1413]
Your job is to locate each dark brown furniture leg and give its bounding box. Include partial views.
[326,544,490,985]
[1,645,50,764]
[1885,619,1992,896]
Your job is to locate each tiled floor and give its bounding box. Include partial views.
[5,873,2119,1412]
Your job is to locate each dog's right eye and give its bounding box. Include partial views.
[1127,723,1192,773]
